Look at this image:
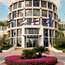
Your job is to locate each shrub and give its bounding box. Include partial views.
[32,46,45,57]
[22,49,34,59]
[33,46,45,53]
[63,49,65,52]
[22,46,49,59]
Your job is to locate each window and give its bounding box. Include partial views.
[26,18,32,25]
[17,19,23,26]
[17,37,21,47]
[17,29,22,36]
[42,19,48,26]
[55,22,57,28]
[33,9,40,16]
[33,18,40,25]
[49,11,53,17]
[44,29,48,37]
[25,0,32,7]
[8,13,11,20]
[48,2,52,9]
[25,28,39,34]
[49,30,54,38]
[54,13,56,19]
[11,20,16,27]
[8,22,10,28]
[9,5,12,11]
[18,10,24,17]
[53,5,57,11]
[13,3,17,9]
[41,1,47,7]
[33,0,39,7]
[12,11,16,18]
[18,1,22,8]
[12,30,16,37]
[25,9,32,16]
[42,10,47,17]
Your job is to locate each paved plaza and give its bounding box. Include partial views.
[0,49,65,65]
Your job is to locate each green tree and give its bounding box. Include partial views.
[54,30,65,49]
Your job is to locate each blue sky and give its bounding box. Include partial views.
[0,0,65,22]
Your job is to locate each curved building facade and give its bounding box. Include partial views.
[8,0,59,48]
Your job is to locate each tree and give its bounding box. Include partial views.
[54,30,65,49]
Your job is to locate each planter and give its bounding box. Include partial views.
[5,55,57,65]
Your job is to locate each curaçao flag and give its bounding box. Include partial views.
[47,14,52,26]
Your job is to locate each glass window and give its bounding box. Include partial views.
[18,1,22,8]
[17,37,21,47]
[49,11,53,17]
[25,9,32,16]
[42,10,47,17]
[17,29,22,36]
[55,22,57,28]
[42,19,48,26]
[9,5,12,11]
[54,13,56,19]
[17,19,23,26]
[12,11,16,18]
[33,0,40,7]
[33,9,40,16]
[49,30,54,38]
[18,10,24,17]
[44,29,48,37]
[22,1,25,7]
[26,18,32,25]
[8,13,11,20]
[53,5,57,11]
[48,2,52,9]
[33,18,40,25]
[25,0,32,7]
[25,28,39,34]
[13,3,17,9]
[8,22,10,28]
[12,30,16,37]
[11,20,16,27]
[41,1,47,7]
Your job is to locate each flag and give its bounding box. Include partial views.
[47,14,52,26]
[21,20,27,25]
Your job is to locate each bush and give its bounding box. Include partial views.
[33,46,45,53]
[63,49,65,52]
[22,46,49,59]
[2,44,13,50]
[5,55,57,65]
[22,49,34,59]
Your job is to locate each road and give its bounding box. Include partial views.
[50,51,65,64]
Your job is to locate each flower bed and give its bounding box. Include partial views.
[5,55,57,65]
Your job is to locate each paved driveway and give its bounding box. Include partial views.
[50,51,65,65]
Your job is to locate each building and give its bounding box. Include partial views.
[8,0,59,48]
[59,22,65,36]
[59,22,65,30]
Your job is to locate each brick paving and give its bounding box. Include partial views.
[0,49,64,65]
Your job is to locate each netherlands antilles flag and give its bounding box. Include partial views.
[49,14,52,26]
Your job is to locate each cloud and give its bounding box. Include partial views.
[49,0,60,8]
[0,0,8,6]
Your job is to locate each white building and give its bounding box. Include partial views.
[8,0,59,48]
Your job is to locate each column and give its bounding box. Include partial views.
[22,27,25,48]
[48,29,50,48]
[39,26,44,46]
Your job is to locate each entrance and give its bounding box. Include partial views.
[44,38,48,47]
[25,35,39,47]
